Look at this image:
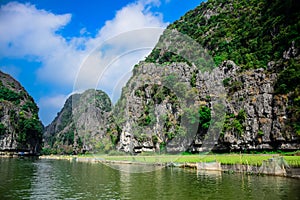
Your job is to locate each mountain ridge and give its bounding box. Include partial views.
[42,0,300,154]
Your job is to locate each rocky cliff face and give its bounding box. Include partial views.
[216,60,299,151]
[113,59,299,153]
[43,0,300,154]
[43,89,112,154]
[114,62,197,153]
[0,71,43,154]
[112,0,300,153]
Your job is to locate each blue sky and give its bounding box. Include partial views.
[0,0,203,125]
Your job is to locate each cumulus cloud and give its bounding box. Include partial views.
[74,28,164,95]
[0,0,167,123]
[89,0,165,44]
[75,0,167,94]
[0,2,71,58]
[0,0,166,86]
[0,2,81,86]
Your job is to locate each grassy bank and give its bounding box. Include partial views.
[100,154,300,167]
[41,152,300,167]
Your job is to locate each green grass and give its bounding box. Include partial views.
[42,153,300,167]
[93,153,300,167]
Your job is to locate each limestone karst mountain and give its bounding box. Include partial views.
[112,0,300,153]
[43,0,300,154]
[43,89,113,154]
[0,71,43,155]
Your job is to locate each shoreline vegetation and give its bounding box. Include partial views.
[38,152,300,168]
[37,152,300,178]
[2,151,299,178]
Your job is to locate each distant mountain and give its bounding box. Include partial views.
[0,71,43,155]
[43,89,113,154]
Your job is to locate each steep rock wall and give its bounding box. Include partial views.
[0,71,43,154]
[115,61,299,153]
[43,89,112,154]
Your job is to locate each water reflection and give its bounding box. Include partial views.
[30,160,61,199]
[0,157,36,199]
[106,162,164,173]
[197,169,222,180]
[0,158,299,200]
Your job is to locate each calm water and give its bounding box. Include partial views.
[0,158,299,200]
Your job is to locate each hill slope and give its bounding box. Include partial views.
[113,0,300,153]
[42,0,300,154]
[0,71,43,155]
[147,0,300,69]
[43,89,113,154]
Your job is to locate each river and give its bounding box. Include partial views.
[0,158,299,199]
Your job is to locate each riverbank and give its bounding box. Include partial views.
[39,153,300,167]
[0,151,38,157]
[39,153,300,178]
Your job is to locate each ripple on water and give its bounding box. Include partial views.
[1,158,300,200]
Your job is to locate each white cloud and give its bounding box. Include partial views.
[0,2,71,58]
[74,28,164,94]
[0,0,166,86]
[0,2,81,86]
[73,0,167,95]
[92,0,165,43]
[0,0,167,123]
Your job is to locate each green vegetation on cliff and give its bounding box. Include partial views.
[146,0,299,69]
[143,0,300,147]
[43,89,113,155]
[44,0,300,154]
[0,71,43,154]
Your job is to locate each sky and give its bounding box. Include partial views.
[0,0,203,125]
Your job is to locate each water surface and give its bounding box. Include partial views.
[0,158,299,199]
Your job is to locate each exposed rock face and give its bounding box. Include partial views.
[43,0,300,154]
[43,89,112,154]
[43,62,299,155]
[0,71,43,154]
[114,60,299,153]
[112,0,300,153]
[216,61,299,151]
[115,62,197,153]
